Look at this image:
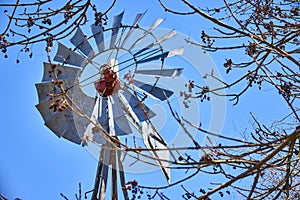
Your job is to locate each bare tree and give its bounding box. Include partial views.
[0,0,115,60]
[2,0,300,200]
[150,0,300,199]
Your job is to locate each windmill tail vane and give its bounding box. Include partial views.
[35,11,184,200]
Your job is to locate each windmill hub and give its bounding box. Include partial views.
[94,64,121,97]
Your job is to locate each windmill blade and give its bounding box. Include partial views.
[70,27,95,58]
[155,29,177,45]
[135,68,183,78]
[133,29,177,57]
[118,91,140,123]
[91,21,105,53]
[133,80,173,101]
[141,122,170,183]
[35,78,76,103]
[148,18,164,34]
[44,108,81,144]
[71,85,97,139]
[42,62,80,82]
[54,43,85,67]
[109,58,119,76]
[121,88,156,122]
[107,97,116,136]
[136,47,184,64]
[110,11,125,48]
[129,18,164,50]
[110,95,132,136]
[121,11,147,47]
[84,98,106,144]
[134,30,177,56]
[35,99,59,122]
[98,97,109,132]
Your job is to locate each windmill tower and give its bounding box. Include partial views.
[35,11,184,200]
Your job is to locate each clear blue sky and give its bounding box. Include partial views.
[0,1,291,200]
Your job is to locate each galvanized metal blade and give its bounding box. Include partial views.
[70,27,95,58]
[133,80,174,101]
[147,18,164,34]
[121,11,146,47]
[44,108,81,144]
[136,47,184,64]
[121,88,156,122]
[91,21,105,53]
[84,97,106,144]
[111,95,132,136]
[141,122,170,183]
[42,62,80,82]
[132,30,177,58]
[35,78,76,103]
[35,99,59,122]
[70,84,98,140]
[98,97,109,133]
[129,18,164,50]
[107,97,116,136]
[110,11,125,48]
[135,68,183,78]
[155,29,177,45]
[54,43,85,67]
[109,58,119,76]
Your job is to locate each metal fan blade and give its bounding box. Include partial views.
[35,99,59,122]
[70,84,95,117]
[118,91,140,123]
[167,47,184,57]
[70,85,96,139]
[141,122,170,183]
[155,29,177,45]
[110,11,125,48]
[121,88,156,122]
[133,44,158,58]
[121,11,146,47]
[44,108,81,144]
[134,30,177,57]
[91,21,105,53]
[133,30,177,58]
[109,58,119,76]
[84,99,106,144]
[136,47,184,64]
[98,97,109,132]
[35,78,76,103]
[133,80,174,101]
[148,18,164,33]
[70,27,95,58]
[108,98,116,136]
[54,43,85,67]
[135,68,183,78]
[129,18,164,50]
[133,30,176,57]
[136,51,167,64]
[42,62,80,82]
[110,95,132,136]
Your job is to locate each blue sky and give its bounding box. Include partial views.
[0,1,293,200]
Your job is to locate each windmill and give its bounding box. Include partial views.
[35,11,184,200]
